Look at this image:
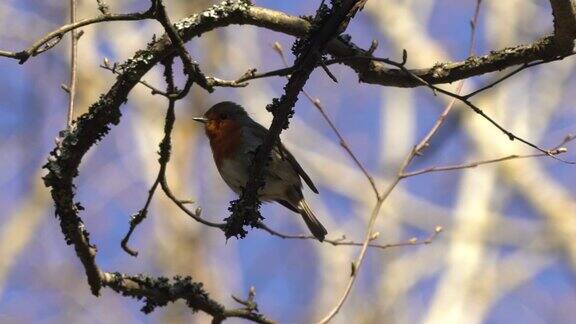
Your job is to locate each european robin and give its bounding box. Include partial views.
[193,101,327,241]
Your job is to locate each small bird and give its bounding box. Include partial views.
[193,101,327,241]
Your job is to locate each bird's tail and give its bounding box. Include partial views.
[297,199,327,241]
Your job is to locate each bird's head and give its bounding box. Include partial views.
[193,101,250,139]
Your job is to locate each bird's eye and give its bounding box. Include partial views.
[219,113,228,120]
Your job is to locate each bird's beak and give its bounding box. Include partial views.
[192,117,208,124]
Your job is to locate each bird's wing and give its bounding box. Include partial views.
[252,122,318,193]
[277,143,319,194]
[249,121,319,194]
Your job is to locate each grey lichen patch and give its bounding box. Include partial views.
[174,0,253,36]
[118,39,165,82]
[463,55,483,68]
[104,273,224,315]
[174,12,201,30]
[530,36,555,54]
[43,91,123,246]
[484,37,556,63]
[431,62,450,78]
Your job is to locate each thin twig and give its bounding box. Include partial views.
[271,41,380,199]
[159,178,225,229]
[100,59,170,97]
[67,0,78,127]
[152,0,212,95]
[401,146,569,179]
[325,53,574,163]
[0,5,156,63]
[121,56,179,256]
[401,133,573,178]
[462,60,552,99]
[258,222,442,250]
[318,2,483,322]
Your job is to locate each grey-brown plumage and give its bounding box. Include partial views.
[193,102,327,241]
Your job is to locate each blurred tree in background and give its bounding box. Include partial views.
[0,0,575,323]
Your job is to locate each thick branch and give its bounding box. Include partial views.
[101,272,274,323]
[4,4,573,86]
[240,7,575,87]
[550,0,576,52]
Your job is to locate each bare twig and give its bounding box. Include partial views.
[151,0,212,95]
[67,0,79,127]
[401,146,570,179]
[272,41,380,198]
[324,53,574,163]
[462,60,552,99]
[258,222,442,250]
[0,5,156,64]
[120,58,177,254]
[318,2,483,322]
[100,58,170,97]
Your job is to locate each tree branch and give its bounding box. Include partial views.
[66,0,79,127]
[318,1,483,321]
[100,272,274,323]
[549,0,576,52]
[225,0,367,238]
[0,6,156,64]
[271,41,380,198]
[39,0,576,320]
[3,3,573,87]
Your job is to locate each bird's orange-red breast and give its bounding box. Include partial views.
[202,108,242,169]
[193,101,327,241]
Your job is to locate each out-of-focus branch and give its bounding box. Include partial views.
[0,176,50,298]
